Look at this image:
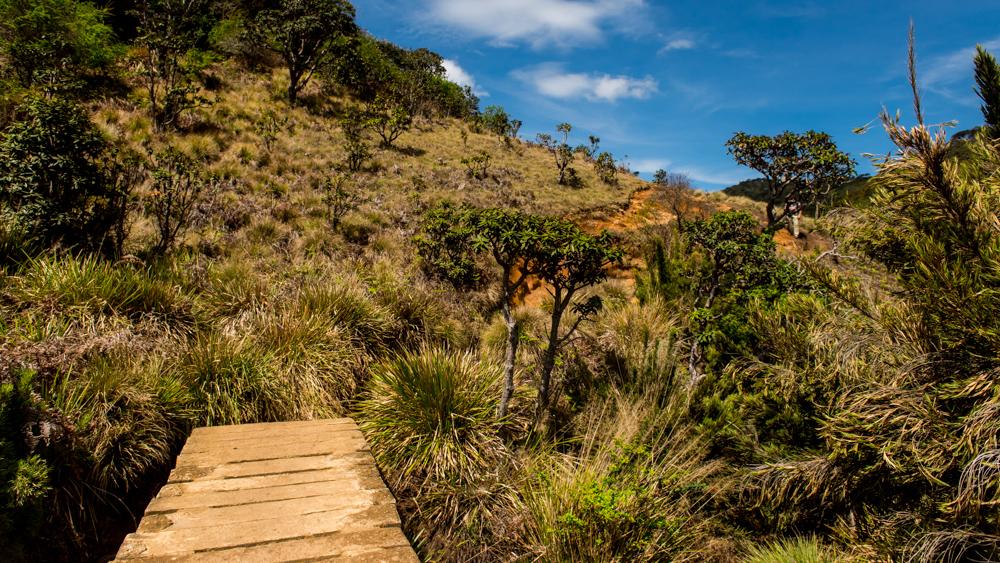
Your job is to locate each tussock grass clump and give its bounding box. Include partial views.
[14,255,193,326]
[358,347,508,485]
[297,281,394,351]
[743,536,843,563]
[56,354,194,492]
[176,332,290,425]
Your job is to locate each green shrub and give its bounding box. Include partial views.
[0,97,131,253]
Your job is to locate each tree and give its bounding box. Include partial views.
[974,44,1000,139]
[594,151,617,186]
[536,123,575,185]
[0,97,135,254]
[415,204,544,419]
[651,170,701,227]
[244,0,357,105]
[364,93,412,148]
[0,0,117,91]
[725,130,855,230]
[682,210,795,385]
[532,221,624,425]
[469,209,550,420]
[480,105,518,148]
[133,0,211,129]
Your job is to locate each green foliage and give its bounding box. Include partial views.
[0,370,52,555]
[243,0,358,105]
[683,211,800,381]
[133,0,213,129]
[146,145,205,254]
[0,0,118,92]
[413,202,480,289]
[974,45,1000,139]
[358,347,507,485]
[726,130,855,228]
[364,93,412,148]
[594,151,618,186]
[0,97,134,254]
[460,149,491,179]
[550,440,687,560]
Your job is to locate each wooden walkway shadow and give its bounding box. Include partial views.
[114,418,417,562]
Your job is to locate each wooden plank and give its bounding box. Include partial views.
[115,419,416,562]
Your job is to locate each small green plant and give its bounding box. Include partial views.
[460,150,491,179]
[321,173,358,230]
[255,109,288,152]
[146,145,206,254]
[460,128,468,148]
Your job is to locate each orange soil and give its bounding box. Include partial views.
[512,185,830,307]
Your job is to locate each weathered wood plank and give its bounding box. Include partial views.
[114,419,416,562]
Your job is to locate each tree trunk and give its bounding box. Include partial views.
[498,298,519,419]
[534,295,566,427]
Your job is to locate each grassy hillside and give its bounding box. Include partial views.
[4,5,1000,563]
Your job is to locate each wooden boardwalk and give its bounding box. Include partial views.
[115,419,418,562]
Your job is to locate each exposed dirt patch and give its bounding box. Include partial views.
[512,186,835,307]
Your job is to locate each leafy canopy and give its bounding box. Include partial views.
[726,130,855,228]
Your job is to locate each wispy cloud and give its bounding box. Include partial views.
[425,0,644,48]
[442,59,489,97]
[657,30,701,55]
[921,38,1000,106]
[512,63,658,102]
[678,166,754,187]
[662,39,694,51]
[630,157,672,173]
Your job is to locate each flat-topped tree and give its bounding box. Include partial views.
[536,123,575,184]
[415,205,543,419]
[532,221,624,426]
[245,0,358,105]
[726,130,855,230]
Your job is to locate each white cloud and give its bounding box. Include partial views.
[661,39,694,52]
[442,59,489,97]
[920,38,1000,107]
[630,158,672,174]
[512,64,658,102]
[678,166,754,187]
[426,0,644,48]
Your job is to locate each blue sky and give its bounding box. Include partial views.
[352,1,1000,190]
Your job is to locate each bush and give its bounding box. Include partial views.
[0,97,131,253]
